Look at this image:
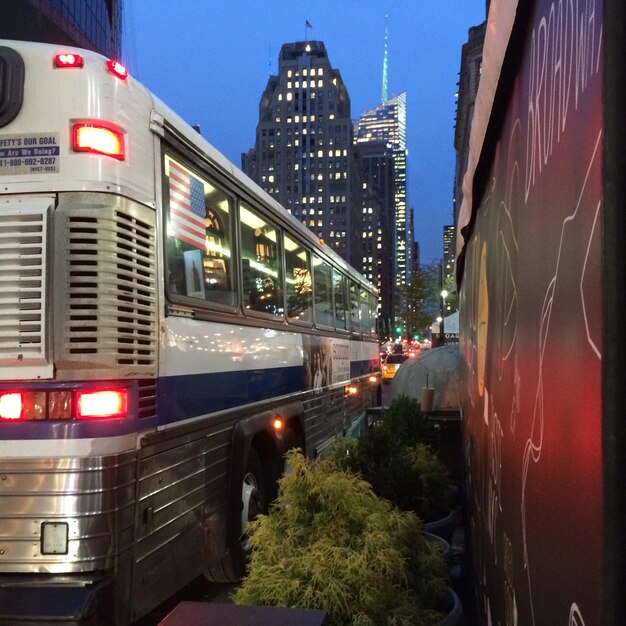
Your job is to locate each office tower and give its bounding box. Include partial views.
[0,0,123,59]
[356,141,395,337]
[242,41,364,272]
[443,224,455,285]
[454,21,486,227]
[355,92,408,290]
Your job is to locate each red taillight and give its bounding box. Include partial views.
[0,392,23,420]
[54,53,84,68]
[106,59,128,80]
[76,389,128,419]
[72,122,125,160]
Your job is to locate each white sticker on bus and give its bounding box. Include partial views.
[0,133,60,175]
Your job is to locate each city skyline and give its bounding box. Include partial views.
[123,1,486,264]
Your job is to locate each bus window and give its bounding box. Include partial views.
[349,280,360,334]
[285,235,312,323]
[368,291,378,336]
[165,155,236,306]
[359,288,372,337]
[240,204,284,317]
[333,270,348,331]
[313,255,333,327]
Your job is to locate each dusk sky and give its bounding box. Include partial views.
[123,1,486,265]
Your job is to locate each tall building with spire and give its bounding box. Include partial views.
[242,41,364,272]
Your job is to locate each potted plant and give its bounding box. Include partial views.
[234,450,449,626]
[329,397,452,529]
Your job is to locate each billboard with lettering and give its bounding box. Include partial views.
[455,0,616,624]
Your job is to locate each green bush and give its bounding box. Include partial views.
[329,397,449,520]
[234,450,447,626]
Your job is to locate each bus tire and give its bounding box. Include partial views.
[204,448,267,583]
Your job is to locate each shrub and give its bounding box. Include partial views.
[329,397,450,520]
[234,450,447,626]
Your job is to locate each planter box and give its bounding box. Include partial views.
[159,601,328,625]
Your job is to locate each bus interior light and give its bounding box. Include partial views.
[76,389,128,419]
[106,59,128,80]
[0,392,23,420]
[54,53,84,68]
[72,122,125,160]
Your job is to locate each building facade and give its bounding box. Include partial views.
[356,141,395,337]
[242,41,364,272]
[453,21,486,228]
[0,0,123,59]
[443,224,455,285]
[355,92,408,290]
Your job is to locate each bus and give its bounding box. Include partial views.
[0,39,381,624]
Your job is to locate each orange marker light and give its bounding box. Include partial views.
[72,123,125,160]
[272,416,285,431]
[0,392,23,420]
[76,389,128,419]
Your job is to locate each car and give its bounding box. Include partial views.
[381,353,409,383]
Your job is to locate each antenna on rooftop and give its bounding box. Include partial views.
[382,15,388,103]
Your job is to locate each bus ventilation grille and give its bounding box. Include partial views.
[0,211,46,364]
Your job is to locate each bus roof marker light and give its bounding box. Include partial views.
[76,389,128,419]
[54,53,84,68]
[0,392,23,420]
[106,59,128,80]
[72,122,125,160]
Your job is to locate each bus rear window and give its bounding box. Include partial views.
[165,155,237,307]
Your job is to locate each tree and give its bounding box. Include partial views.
[402,262,441,339]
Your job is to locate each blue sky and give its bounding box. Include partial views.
[123,1,486,265]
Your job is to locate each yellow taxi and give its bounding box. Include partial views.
[381,353,409,383]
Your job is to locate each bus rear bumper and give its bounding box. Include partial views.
[0,573,114,625]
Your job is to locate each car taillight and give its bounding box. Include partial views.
[72,122,125,160]
[76,389,128,419]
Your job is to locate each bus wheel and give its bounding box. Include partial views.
[241,448,266,547]
[281,428,303,476]
[204,448,268,583]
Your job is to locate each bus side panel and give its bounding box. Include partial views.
[459,0,603,624]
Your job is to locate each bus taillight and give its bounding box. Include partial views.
[0,392,23,420]
[76,389,128,420]
[54,53,84,68]
[106,59,128,80]
[72,122,125,160]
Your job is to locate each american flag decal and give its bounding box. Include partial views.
[168,160,206,249]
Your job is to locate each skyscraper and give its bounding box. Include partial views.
[0,0,123,59]
[355,92,408,290]
[242,41,364,272]
[454,21,486,227]
[356,141,395,336]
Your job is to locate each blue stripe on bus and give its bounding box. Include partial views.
[0,360,378,438]
[157,365,304,424]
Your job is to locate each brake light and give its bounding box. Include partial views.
[0,392,22,420]
[106,59,128,80]
[72,122,125,160]
[54,53,84,68]
[76,389,128,419]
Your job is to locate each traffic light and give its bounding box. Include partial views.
[413,334,420,340]
[395,326,402,333]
